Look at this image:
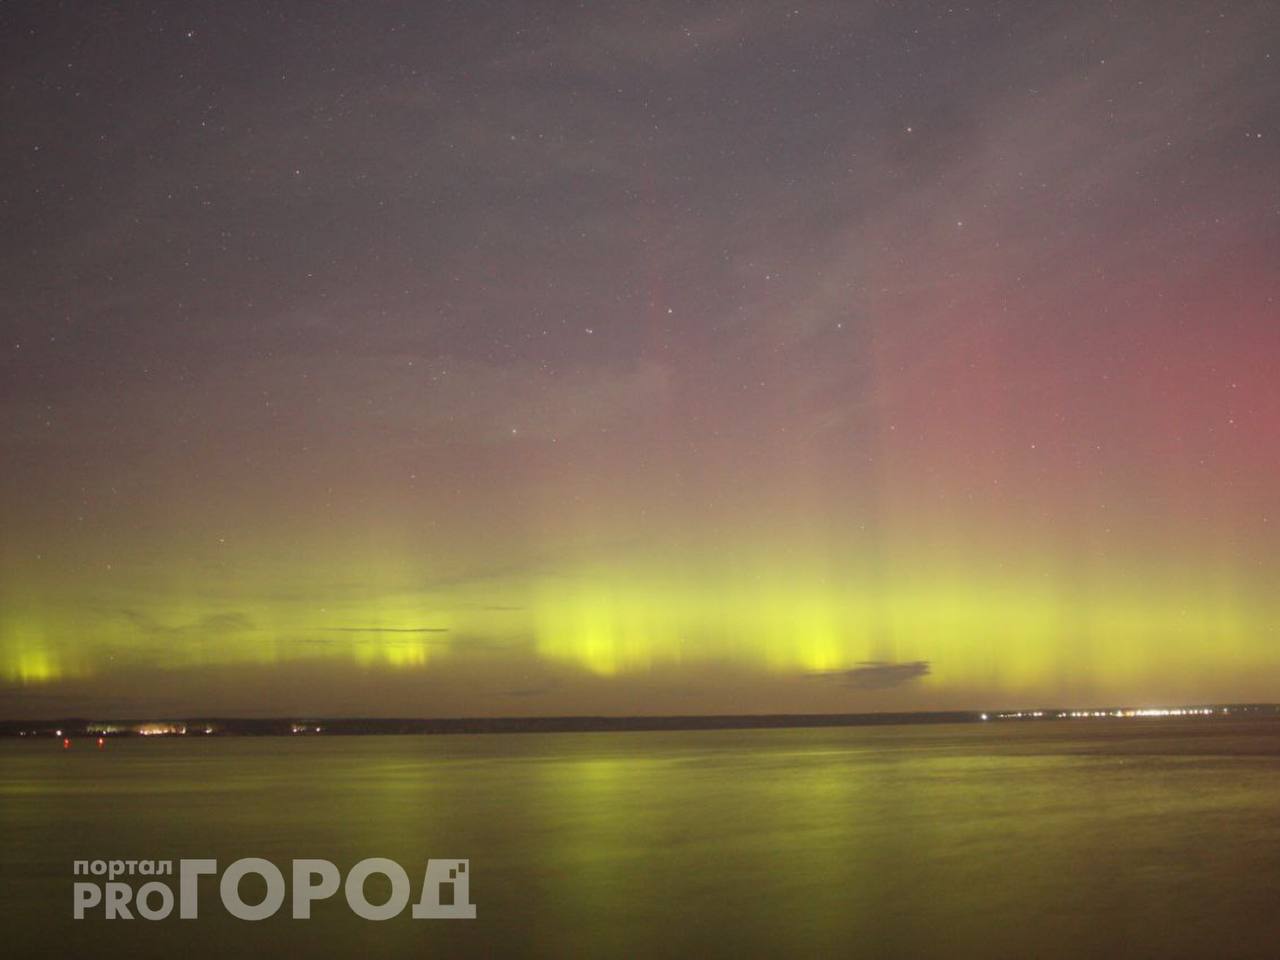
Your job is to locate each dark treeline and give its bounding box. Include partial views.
[5,706,1280,737]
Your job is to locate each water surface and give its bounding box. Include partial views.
[4,719,1280,957]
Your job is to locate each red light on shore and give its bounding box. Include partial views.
[62,738,71,750]
[97,737,105,749]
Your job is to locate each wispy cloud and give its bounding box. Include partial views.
[811,660,931,690]
[319,626,449,634]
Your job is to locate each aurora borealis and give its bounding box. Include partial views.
[2,0,1278,717]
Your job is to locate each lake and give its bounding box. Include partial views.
[4,719,1280,957]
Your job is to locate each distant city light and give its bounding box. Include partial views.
[988,706,1222,721]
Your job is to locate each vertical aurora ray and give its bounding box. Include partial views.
[2,0,1278,716]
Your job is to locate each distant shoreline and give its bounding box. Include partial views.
[3,705,1279,738]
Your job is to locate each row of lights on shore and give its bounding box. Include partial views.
[980,706,1225,721]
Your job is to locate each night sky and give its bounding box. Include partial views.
[3,1,1278,717]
